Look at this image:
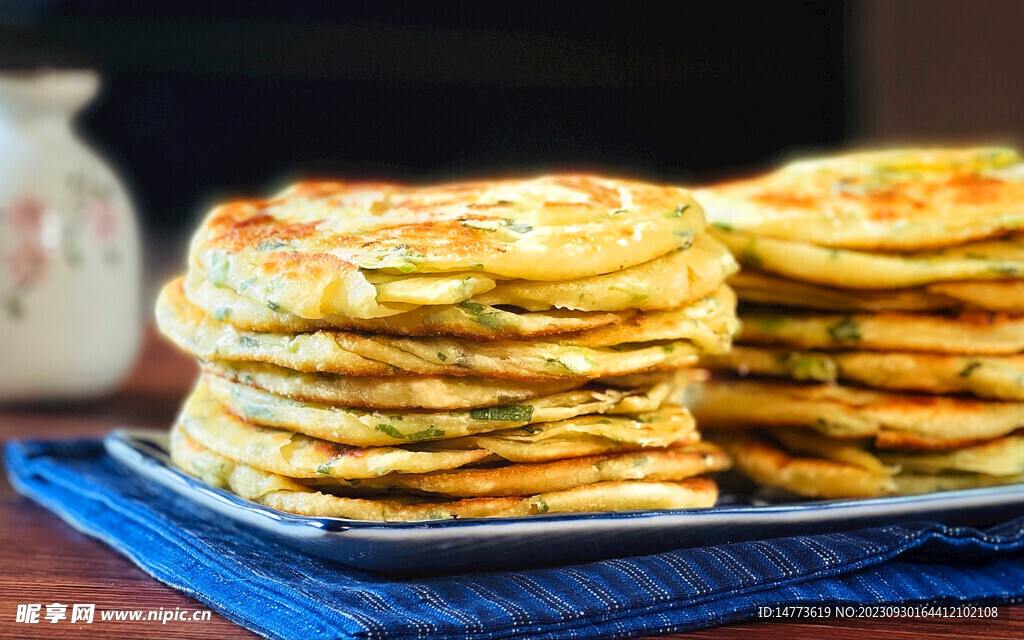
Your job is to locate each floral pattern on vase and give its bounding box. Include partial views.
[1,177,124,319]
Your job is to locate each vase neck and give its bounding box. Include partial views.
[0,70,99,121]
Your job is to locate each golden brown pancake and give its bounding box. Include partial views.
[926,280,1024,313]
[695,147,1024,251]
[206,369,679,446]
[711,430,1023,499]
[879,434,1024,476]
[738,309,1024,355]
[701,346,1024,401]
[729,270,1024,314]
[333,442,731,498]
[712,227,1024,290]
[189,174,707,319]
[711,431,895,498]
[203,360,587,410]
[183,271,630,338]
[171,426,720,521]
[178,381,489,479]
[689,378,1024,449]
[158,278,735,381]
[417,406,699,462]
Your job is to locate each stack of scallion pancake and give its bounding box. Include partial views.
[157,174,738,521]
[690,147,1024,499]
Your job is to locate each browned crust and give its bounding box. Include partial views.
[714,432,891,499]
[199,174,695,259]
[342,444,732,497]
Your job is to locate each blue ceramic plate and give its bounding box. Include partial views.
[105,428,1024,573]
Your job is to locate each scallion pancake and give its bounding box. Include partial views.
[206,370,678,446]
[711,430,1023,499]
[158,279,735,380]
[171,426,719,521]
[890,472,1024,495]
[713,227,1024,289]
[711,431,895,498]
[183,272,631,338]
[878,435,1024,477]
[333,442,731,497]
[768,428,895,476]
[420,405,699,462]
[472,232,738,312]
[178,381,489,479]
[702,346,1024,401]
[189,174,707,319]
[204,360,586,410]
[727,270,958,312]
[184,232,736,336]
[696,147,1024,251]
[739,310,1024,355]
[690,379,1024,448]
[926,280,1024,313]
[732,270,1024,314]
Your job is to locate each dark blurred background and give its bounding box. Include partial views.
[1,0,1022,289]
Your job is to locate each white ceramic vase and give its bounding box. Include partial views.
[0,70,141,401]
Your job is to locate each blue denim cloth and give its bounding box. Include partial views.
[5,438,1024,640]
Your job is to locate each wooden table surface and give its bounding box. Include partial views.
[1,330,1022,639]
